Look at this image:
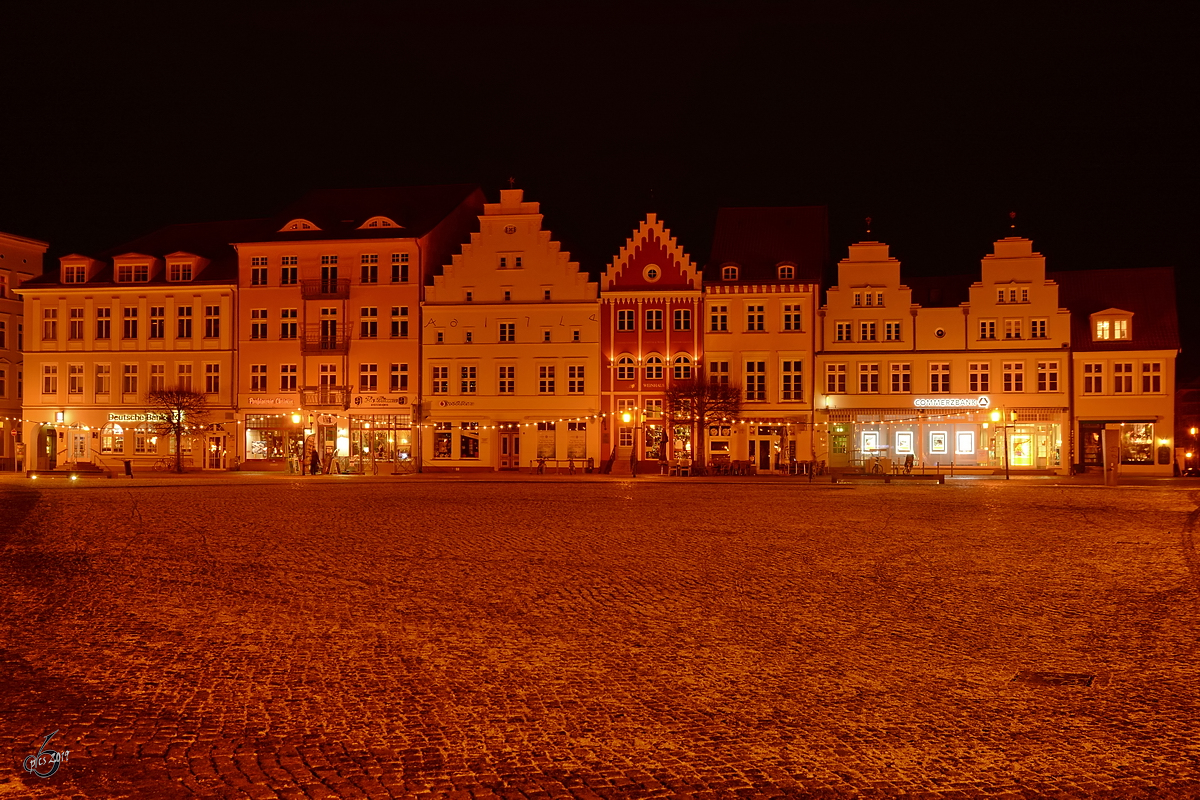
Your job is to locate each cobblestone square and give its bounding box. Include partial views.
[2,475,1199,798]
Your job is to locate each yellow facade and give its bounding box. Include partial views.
[0,231,47,470]
[422,190,600,471]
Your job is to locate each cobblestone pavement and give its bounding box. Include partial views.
[2,473,1199,798]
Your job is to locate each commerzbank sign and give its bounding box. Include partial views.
[913,396,990,409]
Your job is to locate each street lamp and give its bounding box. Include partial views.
[622,409,642,477]
[991,408,1016,480]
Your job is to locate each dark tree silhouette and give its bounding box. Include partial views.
[664,379,743,472]
[146,386,210,473]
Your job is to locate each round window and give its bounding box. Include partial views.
[934,328,946,338]
[643,265,661,282]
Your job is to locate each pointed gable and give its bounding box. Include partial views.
[602,213,699,292]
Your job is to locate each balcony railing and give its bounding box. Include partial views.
[301,278,351,299]
[301,323,351,354]
[302,385,352,409]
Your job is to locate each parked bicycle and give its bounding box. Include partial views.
[152,456,194,471]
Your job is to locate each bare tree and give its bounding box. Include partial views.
[146,386,210,473]
[664,379,743,472]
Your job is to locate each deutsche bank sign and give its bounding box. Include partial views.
[913,396,990,409]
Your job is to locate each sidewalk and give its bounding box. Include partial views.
[3,467,1197,489]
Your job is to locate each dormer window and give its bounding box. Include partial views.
[1092,310,1132,341]
[359,216,401,229]
[63,265,86,283]
[116,263,150,283]
[168,262,193,282]
[280,218,319,232]
[777,265,794,280]
[722,265,738,281]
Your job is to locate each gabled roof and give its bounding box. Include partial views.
[246,184,483,242]
[1049,267,1179,352]
[21,218,264,287]
[603,213,700,292]
[706,205,828,283]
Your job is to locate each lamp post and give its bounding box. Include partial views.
[992,408,1011,480]
[1189,427,1198,476]
[622,408,642,477]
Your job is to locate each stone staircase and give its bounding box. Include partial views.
[27,461,115,479]
[608,448,633,475]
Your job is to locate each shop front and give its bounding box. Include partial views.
[826,397,1065,475]
[244,413,306,472]
[346,412,413,474]
[1078,419,1172,475]
[693,417,813,474]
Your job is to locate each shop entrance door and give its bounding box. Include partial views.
[748,439,771,472]
[207,435,224,469]
[498,427,520,470]
[70,432,89,463]
[39,427,57,470]
[749,428,775,472]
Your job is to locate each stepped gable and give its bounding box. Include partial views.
[706,205,828,283]
[602,213,700,291]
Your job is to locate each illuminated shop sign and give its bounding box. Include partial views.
[913,396,990,409]
[107,412,171,423]
[353,395,409,407]
[247,396,298,406]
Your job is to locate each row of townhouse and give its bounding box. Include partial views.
[0,231,48,470]
[10,185,1179,476]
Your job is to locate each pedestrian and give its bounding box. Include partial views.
[310,448,320,476]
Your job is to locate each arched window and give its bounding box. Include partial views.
[673,355,692,380]
[617,356,635,381]
[722,265,739,281]
[359,216,401,230]
[778,264,795,280]
[645,356,664,380]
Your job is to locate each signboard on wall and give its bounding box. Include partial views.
[913,396,990,409]
[353,395,408,407]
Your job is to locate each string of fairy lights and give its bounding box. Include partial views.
[2,406,987,434]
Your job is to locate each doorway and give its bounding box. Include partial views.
[38,427,57,470]
[498,426,520,470]
[70,431,89,463]
[206,435,225,469]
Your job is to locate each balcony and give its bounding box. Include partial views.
[302,385,352,409]
[301,278,351,299]
[301,323,351,354]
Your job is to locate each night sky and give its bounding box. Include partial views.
[4,3,1197,372]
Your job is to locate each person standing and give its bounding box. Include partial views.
[310,448,320,476]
